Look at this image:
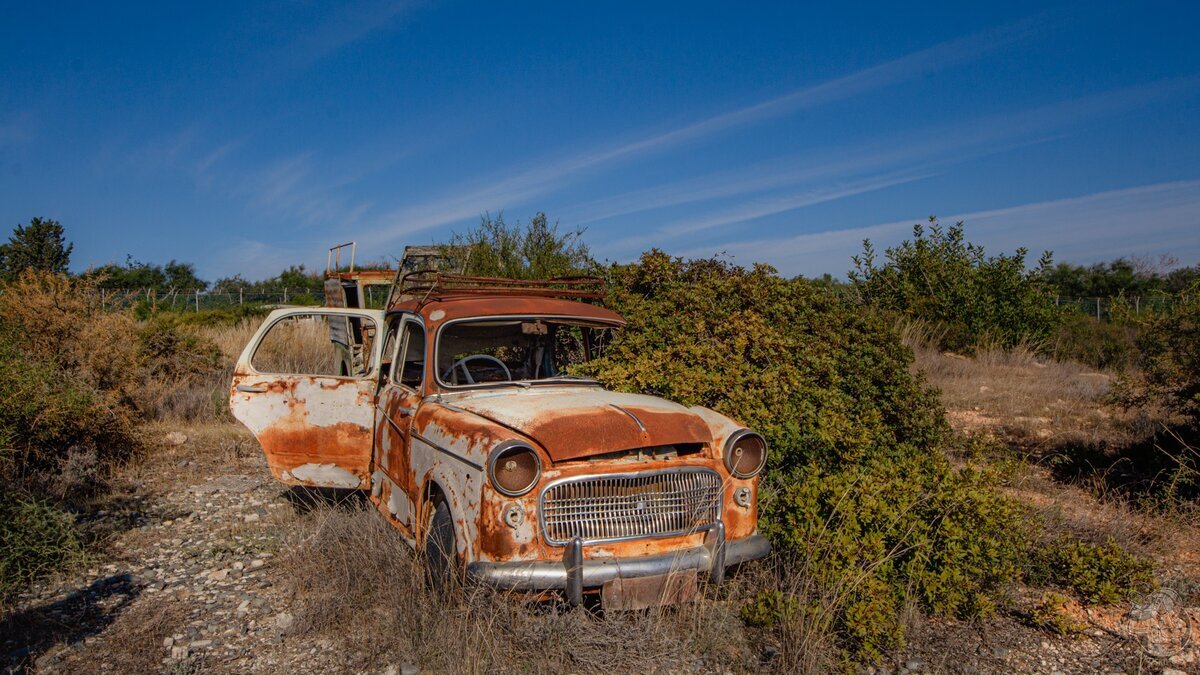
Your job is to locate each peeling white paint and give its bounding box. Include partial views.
[290,463,361,488]
[387,481,411,526]
[429,309,446,321]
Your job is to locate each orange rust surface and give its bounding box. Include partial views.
[517,407,709,462]
[391,295,626,327]
[326,269,396,283]
[376,384,422,498]
[258,420,372,486]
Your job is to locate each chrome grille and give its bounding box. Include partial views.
[539,468,723,545]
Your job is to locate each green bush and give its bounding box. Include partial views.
[1136,283,1200,424]
[1030,538,1156,605]
[1050,311,1138,370]
[1030,592,1085,635]
[741,589,802,628]
[850,219,1059,352]
[0,329,132,484]
[1114,283,1200,503]
[0,490,85,604]
[133,302,270,326]
[584,251,1031,660]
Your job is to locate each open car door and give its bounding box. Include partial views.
[230,308,386,489]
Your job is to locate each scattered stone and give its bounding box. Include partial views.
[190,639,213,649]
[164,431,188,446]
[163,637,174,648]
[171,645,189,660]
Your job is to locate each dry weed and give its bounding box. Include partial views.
[901,321,1129,448]
[278,503,776,673]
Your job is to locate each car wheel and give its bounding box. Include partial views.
[424,498,457,594]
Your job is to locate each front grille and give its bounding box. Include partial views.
[539,468,723,545]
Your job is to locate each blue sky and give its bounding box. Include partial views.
[2,1,1198,281]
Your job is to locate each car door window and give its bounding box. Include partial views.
[251,312,379,377]
[394,320,426,389]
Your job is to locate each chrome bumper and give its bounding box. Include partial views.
[466,528,770,604]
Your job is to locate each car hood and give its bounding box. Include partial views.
[441,387,713,462]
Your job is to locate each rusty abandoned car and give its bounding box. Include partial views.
[229,258,769,609]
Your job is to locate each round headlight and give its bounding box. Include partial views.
[488,442,542,496]
[724,430,767,478]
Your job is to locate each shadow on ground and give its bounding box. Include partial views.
[0,573,141,672]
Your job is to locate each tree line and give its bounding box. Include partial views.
[2,214,1197,301]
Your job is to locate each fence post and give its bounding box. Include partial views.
[195,289,200,312]
[1096,298,1101,320]
[239,288,243,305]
[283,287,288,304]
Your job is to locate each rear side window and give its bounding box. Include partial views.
[252,313,378,377]
[395,321,426,388]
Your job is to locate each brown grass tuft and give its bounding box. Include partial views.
[277,502,786,673]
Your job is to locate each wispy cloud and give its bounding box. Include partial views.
[571,77,1199,230]
[681,180,1200,276]
[599,170,936,257]
[359,20,1035,245]
[270,0,419,72]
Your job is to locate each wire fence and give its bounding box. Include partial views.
[1053,295,1182,321]
[94,284,404,311]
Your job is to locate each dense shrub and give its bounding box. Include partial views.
[0,491,85,604]
[452,212,594,279]
[1030,538,1156,605]
[1050,311,1139,370]
[850,219,1059,352]
[583,251,1031,659]
[1115,283,1200,503]
[0,271,225,598]
[1135,283,1200,424]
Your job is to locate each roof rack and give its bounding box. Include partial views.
[395,271,606,306]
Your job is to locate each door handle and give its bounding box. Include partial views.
[236,384,267,393]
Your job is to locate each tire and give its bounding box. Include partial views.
[424,498,457,594]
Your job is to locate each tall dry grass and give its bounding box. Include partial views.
[248,316,342,375]
[896,317,1131,448]
[276,502,835,673]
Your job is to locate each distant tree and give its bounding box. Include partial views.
[163,260,208,291]
[449,212,594,279]
[87,256,208,291]
[271,265,324,292]
[850,218,1058,351]
[0,217,73,281]
[211,274,252,294]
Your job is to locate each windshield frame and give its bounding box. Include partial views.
[432,314,619,392]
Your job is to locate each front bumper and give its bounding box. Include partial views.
[466,527,770,605]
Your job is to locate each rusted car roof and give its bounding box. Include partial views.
[390,295,627,326]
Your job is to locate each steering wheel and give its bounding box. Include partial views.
[442,354,512,384]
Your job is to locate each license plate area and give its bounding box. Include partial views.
[601,570,699,611]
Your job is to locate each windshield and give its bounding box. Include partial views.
[436,317,614,387]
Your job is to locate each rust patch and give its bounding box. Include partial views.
[602,570,699,611]
[258,421,372,488]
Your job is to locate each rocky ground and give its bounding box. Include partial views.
[1,421,1197,674]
